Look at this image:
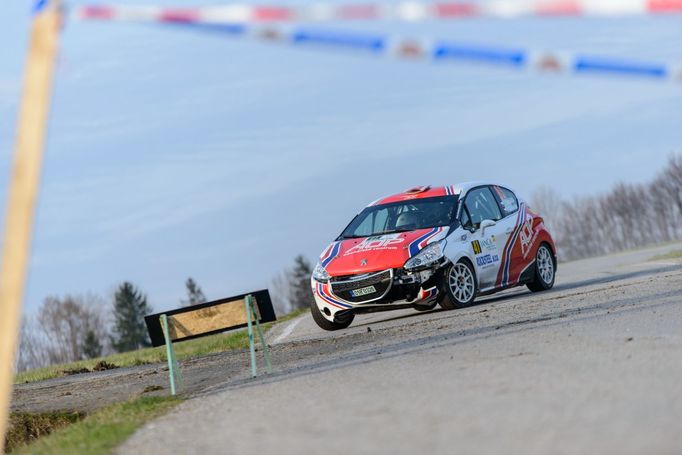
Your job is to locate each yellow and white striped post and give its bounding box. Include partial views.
[0,1,61,450]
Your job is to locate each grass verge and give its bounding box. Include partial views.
[649,250,682,262]
[5,411,84,453]
[8,396,182,455]
[15,307,309,384]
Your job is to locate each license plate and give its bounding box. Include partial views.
[350,285,377,297]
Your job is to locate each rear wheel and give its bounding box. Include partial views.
[527,243,556,292]
[439,260,477,309]
[310,297,354,331]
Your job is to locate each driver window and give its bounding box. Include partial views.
[460,208,473,230]
[464,187,503,228]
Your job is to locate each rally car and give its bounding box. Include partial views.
[310,183,557,331]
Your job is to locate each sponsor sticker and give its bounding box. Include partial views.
[473,237,496,255]
[519,217,538,258]
[480,237,497,252]
[345,234,405,256]
[476,254,500,268]
[522,228,540,259]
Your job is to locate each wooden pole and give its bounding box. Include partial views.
[0,2,60,451]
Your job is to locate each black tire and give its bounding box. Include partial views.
[527,243,556,292]
[439,260,478,310]
[310,297,354,331]
[413,301,438,312]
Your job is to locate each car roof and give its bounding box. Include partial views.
[368,182,513,207]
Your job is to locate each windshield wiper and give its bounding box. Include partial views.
[374,229,413,235]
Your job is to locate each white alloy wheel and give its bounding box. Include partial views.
[448,262,476,303]
[537,245,555,285]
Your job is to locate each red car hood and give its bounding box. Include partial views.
[321,227,449,276]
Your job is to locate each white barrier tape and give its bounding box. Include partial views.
[76,0,682,24]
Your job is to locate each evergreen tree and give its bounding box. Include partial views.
[289,255,314,310]
[82,329,102,359]
[180,277,207,307]
[111,282,152,352]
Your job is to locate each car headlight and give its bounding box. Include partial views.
[312,262,330,282]
[404,239,447,271]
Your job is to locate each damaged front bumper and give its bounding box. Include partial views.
[312,261,448,321]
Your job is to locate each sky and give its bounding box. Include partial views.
[1,0,681,315]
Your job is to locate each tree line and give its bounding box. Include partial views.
[531,154,682,261]
[16,278,207,372]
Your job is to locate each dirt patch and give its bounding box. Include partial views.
[5,411,84,453]
[142,385,164,393]
[60,367,90,376]
[92,361,119,372]
[58,361,119,378]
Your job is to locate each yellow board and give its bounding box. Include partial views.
[166,298,262,340]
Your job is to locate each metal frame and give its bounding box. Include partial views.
[160,314,183,395]
[245,294,272,378]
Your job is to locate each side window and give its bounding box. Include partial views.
[460,208,473,230]
[464,187,503,227]
[492,186,519,217]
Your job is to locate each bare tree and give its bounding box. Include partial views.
[269,269,292,314]
[15,318,49,373]
[530,185,563,234]
[36,293,110,364]
[547,153,682,261]
[270,255,315,314]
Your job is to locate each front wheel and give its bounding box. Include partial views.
[310,297,354,331]
[439,260,477,310]
[527,243,556,292]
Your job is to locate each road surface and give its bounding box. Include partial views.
[117,243,682,455]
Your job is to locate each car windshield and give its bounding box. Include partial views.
[339,196,459,239]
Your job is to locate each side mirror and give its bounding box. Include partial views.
[480,219,496,236]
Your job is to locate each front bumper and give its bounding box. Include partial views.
[311,265,443,321]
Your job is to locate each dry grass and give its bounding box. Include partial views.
[650,250,682,262]
[8,396,181,455]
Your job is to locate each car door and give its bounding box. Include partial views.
[461,187,507,291]
[490,185,527,288]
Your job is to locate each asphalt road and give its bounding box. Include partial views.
[118,243,682,455]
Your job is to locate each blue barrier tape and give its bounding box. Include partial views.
[170,22,248,36]
[574,57,668,78]
[291,29,385,52]
[111,19,678,84]
[433,43,526,66]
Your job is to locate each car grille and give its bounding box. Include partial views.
[330,270,392,304]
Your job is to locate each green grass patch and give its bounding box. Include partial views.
[9,396,181,455]
[650,250,682,262]
[5,411,84,453]
[16,307,309,384]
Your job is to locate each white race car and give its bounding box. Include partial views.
[310,183,557,330]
